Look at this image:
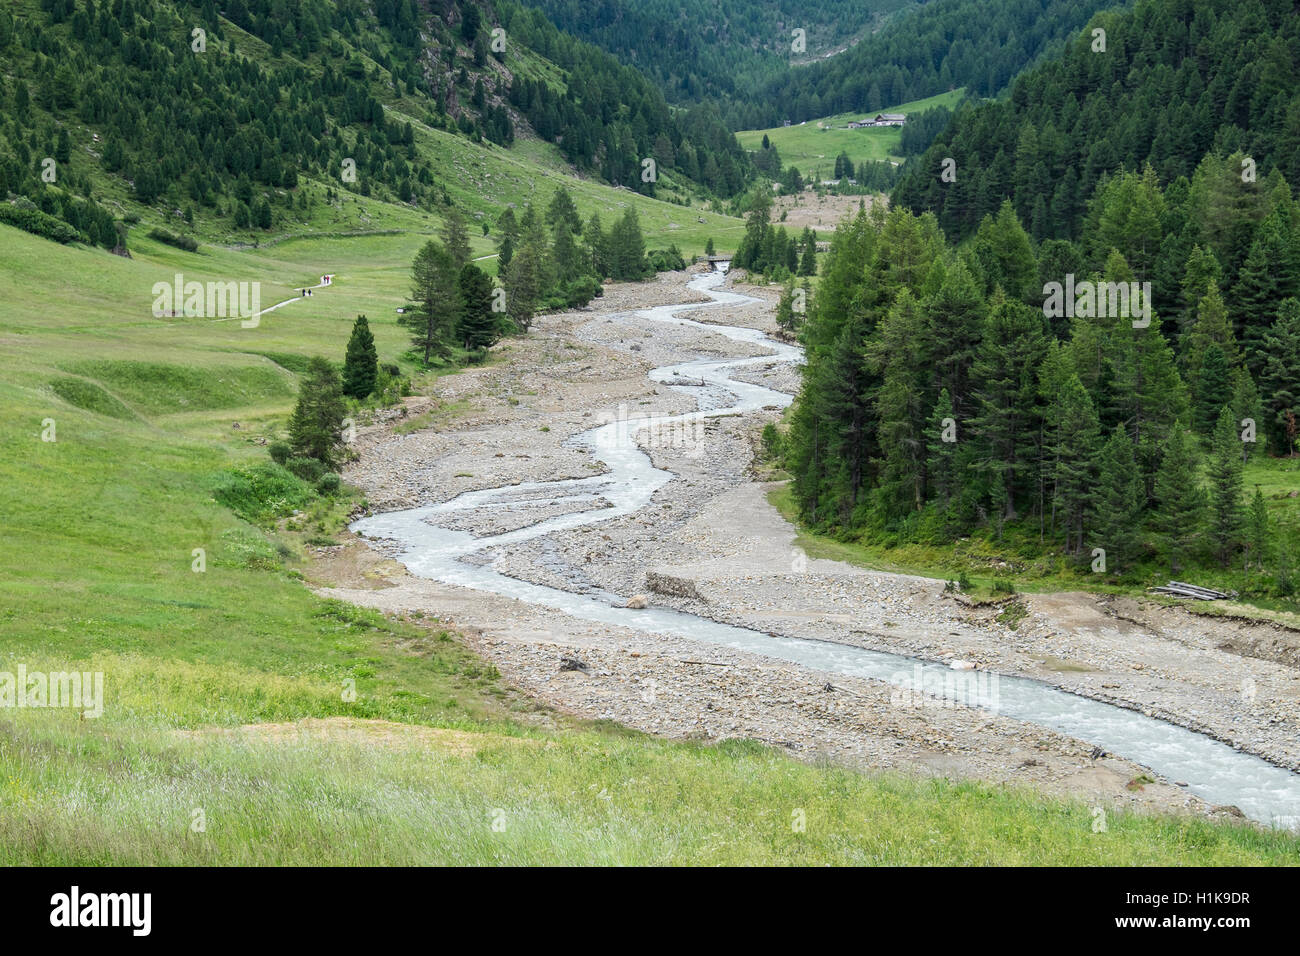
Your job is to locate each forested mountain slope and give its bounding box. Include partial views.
[0,0,751,249]
[515,0,911,107]
[731,0,1125,130]
[893,0,1300,243]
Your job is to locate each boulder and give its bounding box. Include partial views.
[645,572,706,602]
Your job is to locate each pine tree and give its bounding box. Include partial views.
[1207,407,1245,568]
[546,187,582,237]
[1234,211,1291,376]
[1152,422,1205,573]
[1260,298,1300,456]
[1246,486,1270,572]
[925,388,958,509]
[1093,426,1144,574]
[925,258,987,419]
[1184,279,1238,381]
[775,280,797,333]
[1179,243,1222,342]
[288,357,347,467]
[971,201,1037,303]
[457,263,497,352]
[496,207,519,268]
[1051,374,1100,554]
[733,188,772,273]
[969,298,1049,520]
[586,213,608,277]
[341,315,378,399]
[798,229,817,276]
[608,207,647,280]
[403,240,459,365]
[1193,344,1232,436]
[441,206,472,272]
[870,289,931,514]
[1229,368,1265,464]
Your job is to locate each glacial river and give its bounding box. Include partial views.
[353,271,1300,829]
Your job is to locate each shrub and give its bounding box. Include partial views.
[268,441,291,465]
[646,245,686,273]
[147,227,199,252]
[561,275,602,308]
[210,462,315,524]
[0,204,84,244]
[760,422,783,461]
[316,472,341,495]
[285,456,326,483]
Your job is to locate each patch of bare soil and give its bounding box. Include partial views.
[770,189,884,232]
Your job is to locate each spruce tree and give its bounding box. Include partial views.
[1193,344,1231,436]
[1260,298,1300,456]
[341,314,378,399]
[1247,486,1270,572]
[288,357,347,467]
[1051,374,1100,555]
[440,206,472,272]
[1207,407,1245,568]
[403,240,459,365]
[1152,422,1205,573]
[1093,426,1144,574]
[457,263,497,352]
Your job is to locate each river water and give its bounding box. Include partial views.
[353,272,1300,829]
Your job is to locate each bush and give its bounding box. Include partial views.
[268,441,291,465]
[646,245,686,273]
[316,472,341,495]
[210,462,315,524]
[561,275,602,308]
[285,456,326,483]
[147,227,199,252]
[0,203,84,244]
[760,422,783,461]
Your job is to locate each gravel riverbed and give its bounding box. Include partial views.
[326,267,1300,826]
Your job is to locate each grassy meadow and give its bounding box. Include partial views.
[735,91,966,181]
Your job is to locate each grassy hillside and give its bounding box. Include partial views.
[0,0,749,259]
[3,223,1298,864]
[736,91,964,182]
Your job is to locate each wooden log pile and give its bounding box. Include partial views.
[1147,581,1237,600]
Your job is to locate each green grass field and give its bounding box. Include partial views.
[736,91,967,181]
[3,215,1299,864]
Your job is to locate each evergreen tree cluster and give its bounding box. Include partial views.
[782,194,1298,581]
[731,188,818,279]
[402,208,503,366]
[894,0,1300,244]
